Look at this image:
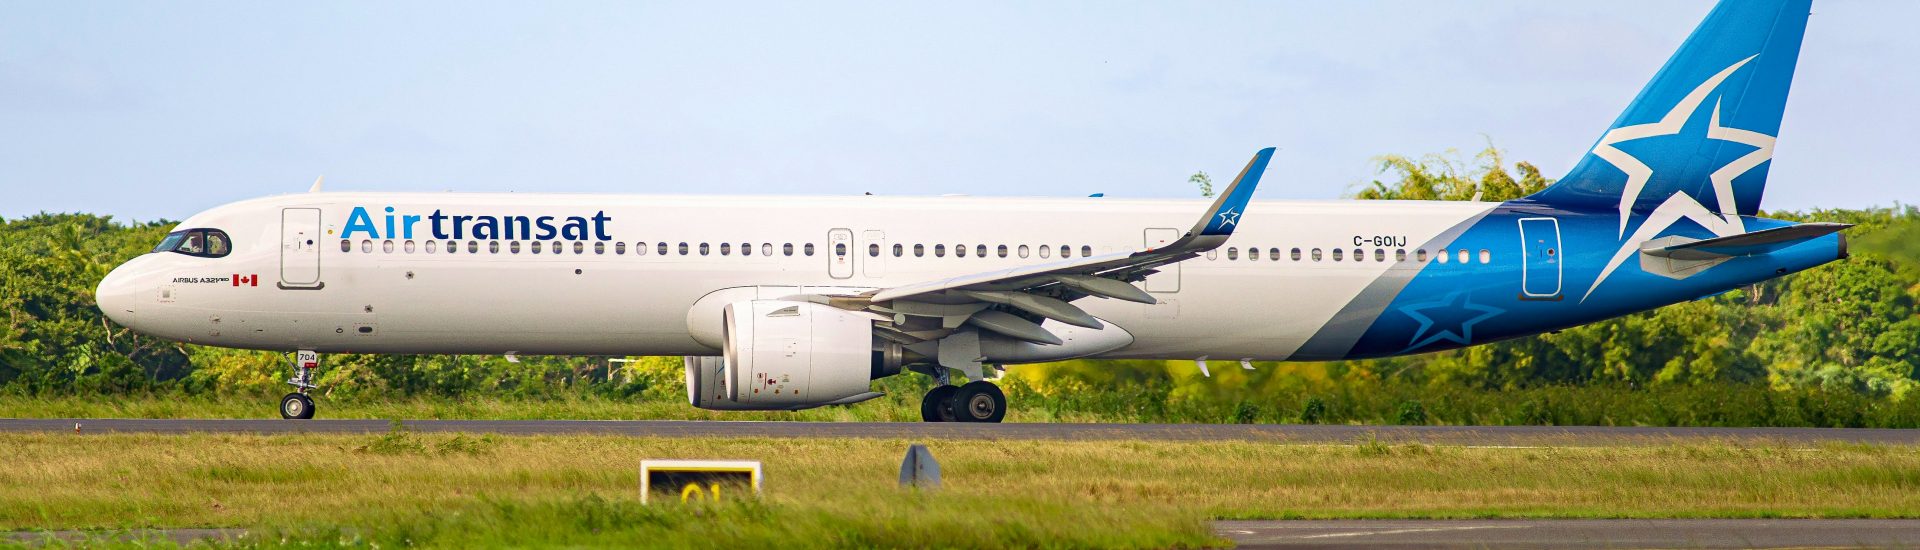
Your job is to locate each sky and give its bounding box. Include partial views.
[2,1,1914,223]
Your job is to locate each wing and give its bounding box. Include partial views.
[814,148,1274,350]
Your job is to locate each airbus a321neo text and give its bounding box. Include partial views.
[98,0,1847,422]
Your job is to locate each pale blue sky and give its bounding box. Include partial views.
[2,1,1913,222]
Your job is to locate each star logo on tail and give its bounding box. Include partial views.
[1580,54,1776,302]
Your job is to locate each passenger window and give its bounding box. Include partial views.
[976,244,987,258]
[1395,249,1406,262]
[530,241,542,254]
[1332,248,1343,261]
[1457,249,1468,264]
[1060,245,1071,258]
[1249,247,1260,261]
[1018,245,1030,258]
[447,240,459,254]
[1039,245,1051,259]
[1375,249,1385,262]
[425,240,438,254]
[761,243,773,256]
[782,243,793,256]
[635,242,647,256]
[935,244,946,257]
[1269,248,1280,261]
[1417,249,1428,262]
[1480,249,1491,264]
[1353,248,1364,262]
[804,243,815,256]
[616,242,627,255]
[893,243,903,257]
[1291,248,1302,261]
[595,242,606,255]
[340,239,351,253]
[660,243,670,256]
[699,243,710,256]
[467,241,479,253]
[1227,247,1239,260]
[720,243,732,255]
[865,244,877,257]
[997,245,1008,258]
[486,241,497,254]
[1312,248,1323,261]
[509,241,521,254]
[1080,245,1092,258]
[914,244,925,257]
[957,244,968,258]
[679,242,689,255]
[404,240,416,254]
[740,242,751,256]
[1437,249,1449,263]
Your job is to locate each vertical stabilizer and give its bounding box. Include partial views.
[1527,0,1811,230]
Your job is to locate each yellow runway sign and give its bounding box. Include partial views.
[639,459,762,504]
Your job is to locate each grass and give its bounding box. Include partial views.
[7,374,1920,428]
[3,429,1920,548]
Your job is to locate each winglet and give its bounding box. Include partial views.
[308,176,325,193]
[1189,147,1273,238]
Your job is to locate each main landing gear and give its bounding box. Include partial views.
[280,350,319,420]
[920,380,1007,423]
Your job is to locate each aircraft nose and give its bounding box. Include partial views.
[95,264,140,328]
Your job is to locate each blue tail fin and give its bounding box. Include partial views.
[1527,0,1811,233]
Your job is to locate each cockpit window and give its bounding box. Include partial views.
[154,229,232,258]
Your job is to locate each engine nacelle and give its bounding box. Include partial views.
[685,300,901,411]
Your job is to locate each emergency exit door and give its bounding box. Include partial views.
[1142,228,1181,292]
[280,208,322,288]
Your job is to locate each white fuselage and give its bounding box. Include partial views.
[97,192,1501,361]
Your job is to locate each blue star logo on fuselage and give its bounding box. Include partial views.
[1398,291,1505,353]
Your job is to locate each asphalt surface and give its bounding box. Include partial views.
[13,520,1920,548]
[1217,519,1920,549]
[4,418,1917,445]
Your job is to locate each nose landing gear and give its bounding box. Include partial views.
[280,350,319,420]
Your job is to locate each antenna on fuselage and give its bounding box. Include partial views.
[308,176,325,193]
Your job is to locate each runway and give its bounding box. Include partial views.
[14,520,1920,548]
[4,418,1917,445]
[1217,519,1920,548]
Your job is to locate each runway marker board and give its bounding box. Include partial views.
[640,459,761,504]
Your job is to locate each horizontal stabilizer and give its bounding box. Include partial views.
[1641,222,1849,261]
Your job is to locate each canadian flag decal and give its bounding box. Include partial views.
[233,274,257,287]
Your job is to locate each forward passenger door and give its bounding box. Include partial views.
[280,208,323,289]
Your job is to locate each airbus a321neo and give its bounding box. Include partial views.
[97,0,1847,422]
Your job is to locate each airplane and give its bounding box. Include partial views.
[96,0,1846,422]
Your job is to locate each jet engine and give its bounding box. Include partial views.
[685,300,904,410]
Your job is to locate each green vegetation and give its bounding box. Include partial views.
[2,144,1916,425]
[5,431,1920,547]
